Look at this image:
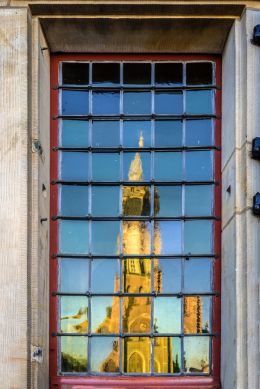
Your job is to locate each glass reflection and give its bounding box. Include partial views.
[155,63,183,86]
[154,259,181,293]
[123,92,151,115]
[123,337,151,373]
[154,186,182,217]
[91,259,119,293]
[92,92,120,115]
[123,63,151,85]
[61,336,88,373]
[154,337,181,374]
[184,259,211,293]
[123,186,150,216]
[123,121,151,148]
[154,92,183,115]
[123,297,151,333]
[154,297,181,334]
[185,185,213,216]
[91,337,120,373]
[122,221,151,255]
[61,120,89,148]
[60,296,88,333]
[62,90,89,116]
[184,336,210,373]
[91,296,119,334]
[59,220,89,254]
[184,221,212,254]
[62,62,89,85]
[123,152,150,182]
[92,63,120,86]
[60,152,89,181]
[186,90,214,115]
[154,120,182,147]
[92,221,120,255]
[123,259,151,293]
[60,258,89,293]
[60,185,88,216]
[92,121,120,147]
[185,119,213,147]
[184,296,211,334]
[154,152,182,181]
[92,186,119,216]
[185,151,212,181]
[92,153,120,181]
[154,221,182,255]
[186,62,213,85]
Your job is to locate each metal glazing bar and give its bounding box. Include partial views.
[52,332,219,338]
[54,146,220,152]
[54,85,221,92]
[53,114,219,120]
[53,254,218,259]
[51,180,219,186]
[53,292,219,297]
[52,215,219,221]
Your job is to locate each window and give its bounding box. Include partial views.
[50,55,221,388]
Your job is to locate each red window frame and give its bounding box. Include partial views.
[50,54,221,389]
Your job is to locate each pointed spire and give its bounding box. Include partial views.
[128,132,144,181]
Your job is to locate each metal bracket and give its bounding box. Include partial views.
[32,139,42,155]
[31,345,43,363]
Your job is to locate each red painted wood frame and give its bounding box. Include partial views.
[50,54,221,389]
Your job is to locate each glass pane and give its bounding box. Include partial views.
[92,153,120,181]
[123,337,151,373]
[59,220,89,254]
[62,62,89,85]
[154,152,182,181]
[123,259,151,293]
[185,185,213,216]
[91,259,119,293]
[123,92,151,115]
[60,296,88,333]
[154,297,181,333]
[184,221,212,254]
[92,121,120,147]
[184,336,210,373]
[184,296,211,334]
[123,186,151,216]
[186,151,212,181]
[186,62,213,85]
[123,297,151,333]
[154,337,181,374]
[154,259,182,293]
[155,63,183,86]
[186,90,214,115]
[184,259,212,293]
[92,63,120,86]
[122,221,151,255]
[155,186,182,217]
[123,152,150,182]
[185,119,213,147]
[61,120,89,147]
[154,120,182,147]
[61,336,88,373]
[123,63,151,85]
[92,186,120,216]
[62,90,89,116]
[92,92,120,115]
[60,258,89,293]
[60,152,88,181]
[154,221,182,255]
[92,221,120,255]
[154,92,183,115]
[123,121,151,148]
[91,296,120,333]
[60,185,88,216]
[91,337,120,373]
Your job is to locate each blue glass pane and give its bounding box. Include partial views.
[185,185,213,216]
[154,120,182,147]
[186,119,213,146]
[183,337,210,374]
[186,90,214,115]
[60,152,89,181]
[92,92,120,115]
[60,258,89,293]
[60,220,89,254]
[123,121,151,148]
[123,92,151,115]
[60,120,89,147]
[186,151,212,181]
[154,221,182,255]
[91,259,119,293]
[155,259,182,293]
[91,221,120,255]
[92,121,120,147]
[62,90,89,115]
[155,186,182,217]
[92,153,120,181]
[154,297,181,333]
[91,337,120,372]
[60,185,88,216]
[60,296,88,333]
[61,336,88,373]
[154,92,183,115]
[184,220,212,254]
[154,152,182,181]
[123,152,150,181]
[92,186,120,216]
[184,259,212,293]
